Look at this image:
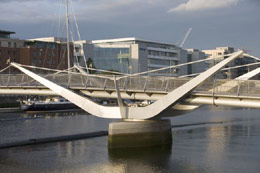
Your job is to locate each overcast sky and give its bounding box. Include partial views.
[0,0,259,56]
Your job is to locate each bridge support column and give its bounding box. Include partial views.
[108,119,172,148]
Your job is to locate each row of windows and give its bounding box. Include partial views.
[148,50,177,57]
[145,43,174,50]
[0,41,17,48]
[0,50,17,57]
[31,42,58,49]
[147,67,178,74]
[148,59,177,66]
[31,57,58,66]
[94,47,130,58]
[32,50,56,57]
[93,47,131,73]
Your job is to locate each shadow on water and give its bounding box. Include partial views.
[108,144,172,172]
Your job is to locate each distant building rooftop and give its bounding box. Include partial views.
[186,49,200,52]
[28,37,67,43]
[92,37,177,47]
[0,29,15,39]
[0,29,15,35]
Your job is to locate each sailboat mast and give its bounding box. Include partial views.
[65,0,71,70]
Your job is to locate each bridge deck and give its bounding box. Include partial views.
[1,74,260,100]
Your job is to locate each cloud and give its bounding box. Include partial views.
[168,0,240,13]
[0,0,65,23]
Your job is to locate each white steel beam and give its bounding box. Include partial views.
[185,96,260,108]
[10,50,244,120]
[126,50,244,119]
[11,62,122,119]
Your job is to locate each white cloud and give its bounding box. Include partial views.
[168,0,240,13]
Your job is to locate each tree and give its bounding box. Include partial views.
[87,58,95,74]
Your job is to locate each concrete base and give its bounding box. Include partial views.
[108,119,172,149]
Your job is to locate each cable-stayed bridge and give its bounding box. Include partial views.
[1,50,260,148]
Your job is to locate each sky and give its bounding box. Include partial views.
[0,0,259,56]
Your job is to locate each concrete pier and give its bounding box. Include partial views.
[108,119,172,148]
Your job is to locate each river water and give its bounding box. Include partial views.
[0,106,260,173]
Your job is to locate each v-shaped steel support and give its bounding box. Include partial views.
[11,50,244,120]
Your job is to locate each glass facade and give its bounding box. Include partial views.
[148,50,177,58]
[148,59,177,66]
[147,67,174,74]
[93,46,131,73]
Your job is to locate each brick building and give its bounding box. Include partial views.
[22,39,73,71]
[0,30,73,73]
[0,30,24,72]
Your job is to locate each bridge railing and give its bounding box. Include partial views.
[195,79,260,97]
[2,73,260,98]
[0,73,190,92]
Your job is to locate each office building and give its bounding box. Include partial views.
[74,38,187,76]
[186,49,207,75]
[202,47,258,79]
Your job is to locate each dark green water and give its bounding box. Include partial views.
[0,106,260,173]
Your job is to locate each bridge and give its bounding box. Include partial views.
[2,50,260,148]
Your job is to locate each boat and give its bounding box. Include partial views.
[19,97,80,111]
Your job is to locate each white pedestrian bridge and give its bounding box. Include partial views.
[1,50,260,120]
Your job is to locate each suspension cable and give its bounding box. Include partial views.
[69,0,88,71]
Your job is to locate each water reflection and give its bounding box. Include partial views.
[1,107,260,172]
[21,110,86,119]
[108,145,172,172]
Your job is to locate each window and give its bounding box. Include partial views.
[168,52,176,57]
[148,59,170,66]
[33,50,37,56]
[152,51,159,56]
[93,47,130,73]
[32,57,37,65]
[0,50,2,56]
[160,52,167,56]
[8,42,11,47]
[8,50,11,56]
[39,59,42,65]
[75,47,80,52]
[14,43,17,48]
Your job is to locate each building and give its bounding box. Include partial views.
[202,47,234,68]
[0,30,25,72]
[202,47,258,79]
[186,49,207,75]
[74,38,188,76]
[23,37,74,70]
[0,30,73,73]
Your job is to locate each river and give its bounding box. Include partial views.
[0,106,260,173]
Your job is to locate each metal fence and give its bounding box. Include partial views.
[1,73,260,98]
